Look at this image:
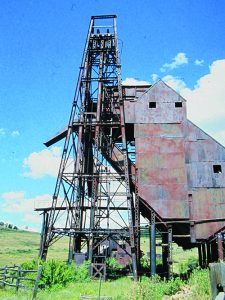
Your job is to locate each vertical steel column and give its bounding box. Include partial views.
[168,225,173,279]
[211,240,218,262]
[162,232,168,278]
[202,243,206,267]
[206,242,212,264]
[134,168,140,268]
[68,236,74,263]
[217,233,224,261]
[39,211,48,260]
[150,212,156,277]
[198,244,203,267]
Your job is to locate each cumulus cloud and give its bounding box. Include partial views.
[11,130,20,137]
[162,75,187,93]
[181,59,225,123]
[160,52,188,72]
[0,128,6,136]
[122,77,150,85]
[1,191,49,227]
[151,73,159,82]
[195,59,204,66]
[23,146,62,178]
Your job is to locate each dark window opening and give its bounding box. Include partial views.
[213,165,222,173]
[149,102,156,108]
[175,102,182,107]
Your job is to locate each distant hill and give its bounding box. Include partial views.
[0,227,69,267]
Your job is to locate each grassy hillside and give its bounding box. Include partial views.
[0,226,198,273]
[0,227,209,300]
[0,227,69,267]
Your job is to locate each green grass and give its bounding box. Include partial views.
[0,227,69,267]
[0,227,207,299]
[0,270,211,300]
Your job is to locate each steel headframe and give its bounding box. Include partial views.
[39,15,138,280]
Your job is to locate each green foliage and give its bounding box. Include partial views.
[106,257,121,270]
[179,255,199,274]
[74,260,91,283]
[188,268,210,298]
[125,276,183,300]
[106,257,125,277]
[0,269,211,300]
[140,255,149,269]
[21,259,91,290]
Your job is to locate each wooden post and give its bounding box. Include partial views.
[3,266,7,288]
[16,266,21,293]
[32,265,43,300]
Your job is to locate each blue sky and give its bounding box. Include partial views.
[1,0,225,231]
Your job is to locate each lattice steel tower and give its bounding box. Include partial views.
[38,15,138,279]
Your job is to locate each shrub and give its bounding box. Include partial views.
[21,259,91,290]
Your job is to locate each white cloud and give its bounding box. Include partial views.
[162,75,187,93]
[151,73,159,82]
[181,59,225,123]
[160,52,188,72]
[122,77,150,85]
[195,59,204,66]
[1,192,49,228]
[23,146,62,178]
[11,130,20,137]
[0,128,6,136]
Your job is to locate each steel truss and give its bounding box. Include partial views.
[39,15,138,280]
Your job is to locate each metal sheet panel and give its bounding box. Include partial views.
[136,126,188,219]
[192,188,225,239]
[134,123,184,139]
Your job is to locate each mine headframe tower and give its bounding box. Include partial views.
[39,15,138,280]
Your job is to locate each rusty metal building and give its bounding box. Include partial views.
[36,15,225,279]
[123,81,225,253]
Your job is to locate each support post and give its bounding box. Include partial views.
[202,243,206,267]
[162,232,168,278]
[39,211,48,260]
[168,225,173,279]
[198,244,203,267]
[217,233,224,261]
[206,242,212,264]
[211,240,218,262]
[150,212,156,277]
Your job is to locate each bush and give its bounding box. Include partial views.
[21,259,91,290]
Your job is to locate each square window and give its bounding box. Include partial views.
[175,102,182,107]
[149,102,156,108]
[213,165,222,173]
